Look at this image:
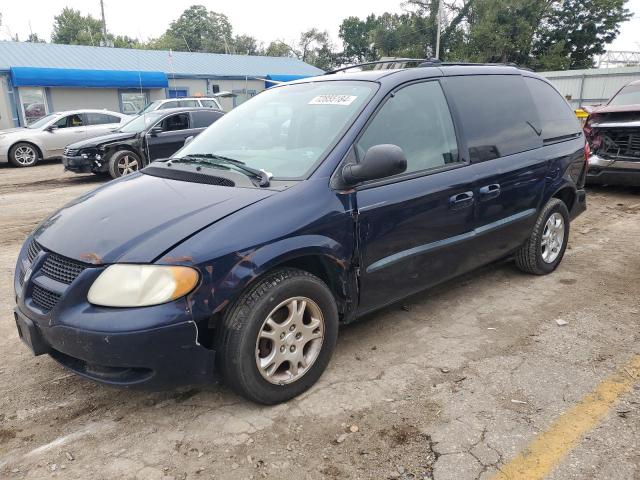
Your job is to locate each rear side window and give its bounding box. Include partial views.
[524,77,581,142]
[191,110,223,128]
[159,101,178,110]
[199,99,219,108]
[445,75,541,162]
[178,99,199,108]
[356,81,459,175]
[85,113,121,125]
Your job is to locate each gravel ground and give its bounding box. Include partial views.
[0,161,638,480]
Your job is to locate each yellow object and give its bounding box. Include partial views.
[491,354,640,480]
[575,108,589,119]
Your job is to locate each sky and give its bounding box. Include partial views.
[0,0,639,53]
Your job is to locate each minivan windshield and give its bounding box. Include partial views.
[609,83,640,106]
[118,112,164,133]
[175,81,376,179]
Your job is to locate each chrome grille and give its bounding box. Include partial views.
[41,253,87,285]
[31,284,61,312]
[64,147,79,157]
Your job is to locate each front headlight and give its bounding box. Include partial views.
[88,264,199,307]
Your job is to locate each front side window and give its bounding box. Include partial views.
[20,87,48,125]
[55,114,84,129]
[160,113,190,131]
[177,81,376,179]
[356,81,459,175]
[608,83,640,106]
[446,75,541,162]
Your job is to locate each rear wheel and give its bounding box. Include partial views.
[108,150,141,178]
[9,142,39,167]
[217,268,339,404]
[515,198,570,275]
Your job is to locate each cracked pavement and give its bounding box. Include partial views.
[0,163,638,479]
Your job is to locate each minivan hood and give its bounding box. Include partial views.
[68,131,136,150]
[33,172,274,264]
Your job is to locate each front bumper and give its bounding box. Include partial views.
[14,307,215,388]
[586,154,640,186]
[62,154,105,174]
[13,240,216,389]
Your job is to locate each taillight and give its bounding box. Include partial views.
[584,142,591,165]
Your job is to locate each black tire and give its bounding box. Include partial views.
[8,142,39,167]
[515,198,570,275]
[108,150,141,179]
[217,268,339,404]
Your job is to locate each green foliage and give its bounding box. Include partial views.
[233,35,262,55]
[159,5,233,53]
[52,7,104,46]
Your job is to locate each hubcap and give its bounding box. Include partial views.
[255,297,325,385]
[14,146,36,165]
[541,212,565,263]
[117,155,139,175]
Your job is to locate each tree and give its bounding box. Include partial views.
[112,35,144,49]
[533,0,631,69]
[51,7,103,46]
[26,33,45,43]
[264,40,297,57]
[339,15,378,62]
[160,5,233,53]
[233,34,262,55]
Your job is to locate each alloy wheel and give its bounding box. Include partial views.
[14,146,37,166]
[116,155,139,176]
[541,212,565,263]
[255,297,325,385]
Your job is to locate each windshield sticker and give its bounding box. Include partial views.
[308,94,358,106]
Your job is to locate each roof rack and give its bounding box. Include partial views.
[325,59,526,75]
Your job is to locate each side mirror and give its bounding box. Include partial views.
[149,126,163,137]
[184,135,194,146]
[342,144,407,186]
[45,124,58,132]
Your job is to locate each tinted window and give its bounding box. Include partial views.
[525,77,581,141]
[55,114,84,129]
[446,75,541,162]
[160,113,190,131]
[356,81,459,174]
[191,110,223,128]
[85,113,121,125]
[159,101,178,110]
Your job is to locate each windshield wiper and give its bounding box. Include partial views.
[173,154,273,187]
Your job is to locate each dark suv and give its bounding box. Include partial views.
[14,63,587,404]
[62,108,224,178]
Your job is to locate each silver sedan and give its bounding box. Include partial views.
[0,110,130,167]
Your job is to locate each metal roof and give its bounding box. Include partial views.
[0,41,324,78]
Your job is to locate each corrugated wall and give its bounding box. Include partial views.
[540,67,640,108]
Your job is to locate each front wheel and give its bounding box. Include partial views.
[108,150,141,178]
[515,198,570,275]
[9,142,39,167]
[217,268,339,404]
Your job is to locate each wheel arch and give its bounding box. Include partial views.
[10,140,43,159]
[551,185,576,211]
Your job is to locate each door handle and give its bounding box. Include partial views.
[449,191,474,209]
[479,183,501,201]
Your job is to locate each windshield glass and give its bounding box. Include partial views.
[118,112,164,133]
[138,101,163,114]
[28,114,58,129]
[609,84,640,106]
[175,81,376,179]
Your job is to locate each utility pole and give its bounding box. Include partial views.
[100,0,108,46]
[435,0,442,60]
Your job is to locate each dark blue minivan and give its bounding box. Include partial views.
[13,63,587,404]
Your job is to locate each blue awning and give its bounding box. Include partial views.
[10,67,168,89]
[264,74,312,88]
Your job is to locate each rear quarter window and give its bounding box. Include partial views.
[445,75,542,162]
[191,110,223,128]
[524,77,581,142]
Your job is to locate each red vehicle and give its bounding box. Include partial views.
[584,80,640,186]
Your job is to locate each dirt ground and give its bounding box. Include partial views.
[0,161,638,480]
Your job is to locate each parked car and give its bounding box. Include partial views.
[14,63,587,404]
[0,110,130,167]
[584,80,640,186]
[62,108,224,178]
[139,96,223,114]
